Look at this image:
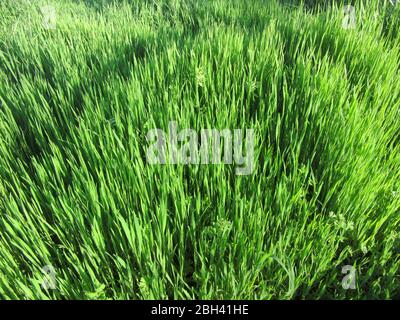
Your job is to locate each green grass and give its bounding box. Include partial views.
[0,0,399,299]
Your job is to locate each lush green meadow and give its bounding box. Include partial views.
[0,0,399,299]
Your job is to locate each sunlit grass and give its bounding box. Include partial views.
[0,0,399,299]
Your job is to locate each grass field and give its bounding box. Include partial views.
[0,0,399,300]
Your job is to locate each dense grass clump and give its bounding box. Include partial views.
[0,0,399,299]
